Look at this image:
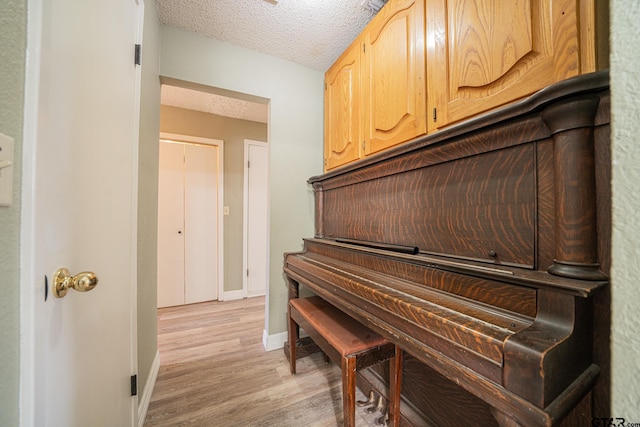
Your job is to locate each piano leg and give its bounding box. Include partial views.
[287,302,299,374]
[388,346,403,427]
[491,408,522,427]
[287,277,300,374]
[287,277,299,300]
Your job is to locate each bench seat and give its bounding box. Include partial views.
[288,296,402,427]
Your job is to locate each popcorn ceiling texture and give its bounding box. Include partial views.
[161,85,269,123]
[156,0,376,72]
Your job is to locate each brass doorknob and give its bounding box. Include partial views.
[53,267,99,298]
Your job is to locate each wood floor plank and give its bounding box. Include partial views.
[144,297,385,426]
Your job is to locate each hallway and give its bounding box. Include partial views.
[144,297,383,426]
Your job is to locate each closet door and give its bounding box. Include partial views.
[245,140,268,297]
[157,142,186,308]
[184,143,219,304]
[157,141,219,308]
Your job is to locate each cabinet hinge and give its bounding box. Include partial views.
[134,44,141,66]
[246,269,249,277]
[432,107,437,122]
[362,141,366,151]
[130,375,138,396]
[363,43,366,53]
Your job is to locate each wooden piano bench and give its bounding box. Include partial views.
[288,296,402,427]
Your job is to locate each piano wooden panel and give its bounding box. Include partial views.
[363,356,498,426]
[285,71,610,427]
[322,143,536,267]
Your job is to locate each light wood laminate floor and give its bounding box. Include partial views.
[144,296,384,426]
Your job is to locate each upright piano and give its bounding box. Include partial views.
[283,71,610,426]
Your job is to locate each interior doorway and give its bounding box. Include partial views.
[147,84,271,421]
[157,133,224,308]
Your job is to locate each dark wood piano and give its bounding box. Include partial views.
[284,71,610,427]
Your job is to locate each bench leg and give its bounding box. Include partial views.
[288,304,298,374]
[341,355,357,427]
[388,346,402,427]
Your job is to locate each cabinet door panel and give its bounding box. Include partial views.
[324,43,361,170]
[454,1,534,88]
[428,0,586,128]
[363,0,426,155]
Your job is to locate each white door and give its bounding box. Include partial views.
[243,140,269,297]
[157,142,186,307]
[184,143,219,304]
[22,0,142,425]
[157,140,220,307]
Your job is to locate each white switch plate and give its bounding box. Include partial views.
[0,133,14,207]
[223,206,230,216]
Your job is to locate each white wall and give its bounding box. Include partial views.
[159,25,324,336]
[611,0,640,419]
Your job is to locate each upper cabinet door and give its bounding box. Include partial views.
[363,0,426,155]
[427,0,596,130]
[324,40,362,171]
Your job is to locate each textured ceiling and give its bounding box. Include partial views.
[156,0,378,72]
[161,85,269,123]
[157,0,383,122]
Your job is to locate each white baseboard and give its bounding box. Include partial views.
[138,350,160,427]
[247,290,266,298]
[262,330,288,352]
[221,290,244,301]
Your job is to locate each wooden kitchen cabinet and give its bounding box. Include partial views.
[426,0,598,130]
[324,0,602,170]
[324,38,362,170]
[362,0,426,155]
[324,0,425,170]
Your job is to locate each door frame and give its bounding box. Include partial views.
[20,0,45,422]
[159,132,225,302]
[242,139,269,298]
